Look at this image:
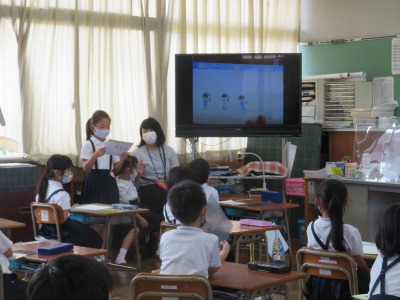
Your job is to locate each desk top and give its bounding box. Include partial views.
[71,204,148,216]
[219,194,299,212]
[0,218,26,230]
[12,241,108,263]
[230,220,281,236]
[209,262,306,291]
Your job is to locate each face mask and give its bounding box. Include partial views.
[94,126,110,139]
[143,131,157,145]
[61,170,73,185]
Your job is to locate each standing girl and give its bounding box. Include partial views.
[36,154,103,248]
[306,179,370,300]
[80,110,127,204]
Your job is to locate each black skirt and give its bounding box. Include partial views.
[39,218,103,248]
[81,169,119,204]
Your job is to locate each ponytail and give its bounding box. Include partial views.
[317,179,348,252]
[85,118,92,141]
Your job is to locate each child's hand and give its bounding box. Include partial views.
[219,240,230,252]
[120,152,128,161]
[137,161,146,176]
[94,147,106,158]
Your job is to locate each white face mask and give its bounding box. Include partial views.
[94,127,110,139]
[143,131,157,145]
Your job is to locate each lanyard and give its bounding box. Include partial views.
[146,145,166,181]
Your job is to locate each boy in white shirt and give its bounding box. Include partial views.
[159,180,230,278]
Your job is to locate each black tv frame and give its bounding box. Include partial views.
[175,53,302,137]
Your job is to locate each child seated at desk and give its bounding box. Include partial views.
[27,254,112,300]
[158,180,230,278]
[306,179,370,300]
[0,231,28,300]
[369,204,400,298]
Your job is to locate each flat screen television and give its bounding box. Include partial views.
[175,53,302,137]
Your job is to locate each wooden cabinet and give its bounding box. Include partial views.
[0,163,39,242]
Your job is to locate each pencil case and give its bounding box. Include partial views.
[112,203,139,210]
[37,243,74,255]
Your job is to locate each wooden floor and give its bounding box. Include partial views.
[110,238,304,300]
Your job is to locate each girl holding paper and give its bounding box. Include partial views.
[80,110,128,204]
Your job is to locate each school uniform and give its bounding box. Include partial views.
[116,176,138,204]
[80,136,120,204]
[133,144,179,215]
[159,226,221,278]
[369,254,400,297]
[35,180,103,248]
[0,231,28,300]
[306,217,369,299]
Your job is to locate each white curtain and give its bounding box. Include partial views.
[0,0,300,165]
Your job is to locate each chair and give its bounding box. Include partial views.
[160,221,180,235]
[296,247,359,300]
[30,202,66,242]
[130,273,213,300]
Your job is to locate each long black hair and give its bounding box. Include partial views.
[36,155,72,203]
[375,204,400,258]
[316,179,348,252]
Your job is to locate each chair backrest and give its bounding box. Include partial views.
[160,221,180,236]
[296,247,359,297]
[130,273,213,300]
[30,202,66,242]
[0,265,3,300]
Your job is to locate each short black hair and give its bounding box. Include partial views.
[188,158,210,184]
[27,254,113,300]
[375,204,400,257]
[115,155,138,177]
[168,180,206,224]
[138,117,165,147]
[167,166,194,189]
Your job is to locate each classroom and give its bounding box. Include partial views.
[1,0,400,299]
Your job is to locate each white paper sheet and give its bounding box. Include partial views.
[218,200,247,205]
[73,204,109,211]
[362,241,379,255]
[105,139,133,156]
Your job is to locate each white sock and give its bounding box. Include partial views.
[116,248,128,264]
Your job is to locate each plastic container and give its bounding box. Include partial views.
[285,178,305,196]
[297,219,305,246]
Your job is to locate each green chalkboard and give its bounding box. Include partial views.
[300,38,400,116]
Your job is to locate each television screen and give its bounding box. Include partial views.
[175,53,302,137]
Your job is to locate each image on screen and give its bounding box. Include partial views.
[193,62,284,125]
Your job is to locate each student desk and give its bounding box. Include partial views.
[209,261,307,300]
[230,220,282,263]
[12,240,107,263]
[0,218,25,239]
[70,204,148,270]
[220,194,299,259]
